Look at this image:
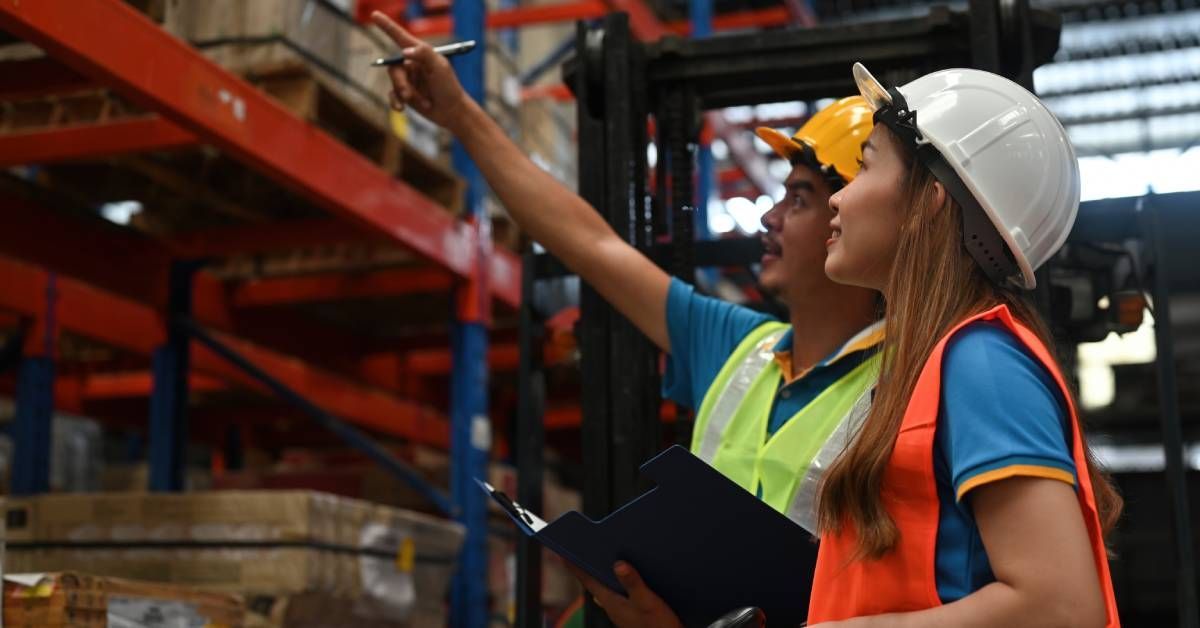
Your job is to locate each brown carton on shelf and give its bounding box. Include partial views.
[3,571,244,628]
[4,491,464,625]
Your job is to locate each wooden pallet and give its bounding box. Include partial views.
[243,59,465,216]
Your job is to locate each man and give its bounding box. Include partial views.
[372,13,880,625]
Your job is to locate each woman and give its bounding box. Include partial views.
[803,64,1121,627]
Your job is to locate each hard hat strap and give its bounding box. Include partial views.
[874,88,1022,286]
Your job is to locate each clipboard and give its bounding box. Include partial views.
[479,445,817,627]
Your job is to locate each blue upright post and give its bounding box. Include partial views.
[12,273,56,496]
[696,150,714,235]
[12,357,53,494]
[450,0,491,623]
[692,0,713,241]
[498,0,518,58]
[692,0,716,290]
[148,262,197,492]
[449,320,491,627]
[406,0,424,21]
[452,0,486,219]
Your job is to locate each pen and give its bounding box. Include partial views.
[372,40,478,66]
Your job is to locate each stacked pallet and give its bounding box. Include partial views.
[157,0,465,208]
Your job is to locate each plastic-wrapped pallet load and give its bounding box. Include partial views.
[3,491,464,626]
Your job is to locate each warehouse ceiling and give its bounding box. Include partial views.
[704,0,1200,196]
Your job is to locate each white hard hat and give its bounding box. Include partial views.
[852,62,1080,290]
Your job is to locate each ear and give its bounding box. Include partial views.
[931,180,947,209]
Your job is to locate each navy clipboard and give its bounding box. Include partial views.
[479,445,816,627]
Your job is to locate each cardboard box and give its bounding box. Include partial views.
[212,448,451,515]
[160,0,464,214]
[100,463,212,493]
[3,571,244,628]
[4,491,464,624]
[161,0,384,127]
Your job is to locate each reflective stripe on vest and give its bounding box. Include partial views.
[807,305,1121,626]
[694,323,789,463]
[786,385,873,533]
[691,322,881,533]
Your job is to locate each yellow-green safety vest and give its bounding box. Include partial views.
[691,322,880,533]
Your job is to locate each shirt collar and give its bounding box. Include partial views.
[772,319,885,381]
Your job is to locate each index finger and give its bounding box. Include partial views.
[565,564,608,594]
[613,562,660,608]
[370,11,422,48]
[566,566,625,610]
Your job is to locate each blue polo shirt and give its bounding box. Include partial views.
[933,319,1077,603]
[662,279,879,436]
[662,279,1077,603]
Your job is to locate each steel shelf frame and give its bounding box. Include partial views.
[0,4,519,567]
[0,0,521,306]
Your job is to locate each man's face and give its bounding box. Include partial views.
[759,163,836,299]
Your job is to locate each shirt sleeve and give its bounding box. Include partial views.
[662,278,775,409]
[938,321,1077,502]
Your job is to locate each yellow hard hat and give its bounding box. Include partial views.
[755,95,874,188]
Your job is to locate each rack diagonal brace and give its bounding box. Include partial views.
[180,317,455,516]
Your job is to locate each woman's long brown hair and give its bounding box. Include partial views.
[816,128,1123,560]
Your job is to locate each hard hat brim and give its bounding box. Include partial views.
[755,126,803,162]
[852,62,891,112]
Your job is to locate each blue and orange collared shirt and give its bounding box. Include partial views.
[662,278,882,439]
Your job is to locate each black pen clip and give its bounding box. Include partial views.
[492,486,535,526]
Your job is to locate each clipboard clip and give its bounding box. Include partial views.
[476,479,535,526]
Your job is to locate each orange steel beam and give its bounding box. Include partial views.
[207,328,450,446]
[0,57,97,99]
[398,3,787,39]
[0,257,450,447]
[164,218,381,258]
[521,83,575,103]
[406,0,610,36]
[603,0,670,40]
[391,337,575,377]
[231,267,456,307]
[663,6,791,35]
[0,194,174,309]
[544,402,677,429]
[0,0,520,307]
[403,342,521,376]
[57,371,228,400]
[0,116,198,168]
[0,194,376,361]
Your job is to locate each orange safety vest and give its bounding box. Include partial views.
[807,304,1120,626]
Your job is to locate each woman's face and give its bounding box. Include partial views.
[826,125,908,292]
